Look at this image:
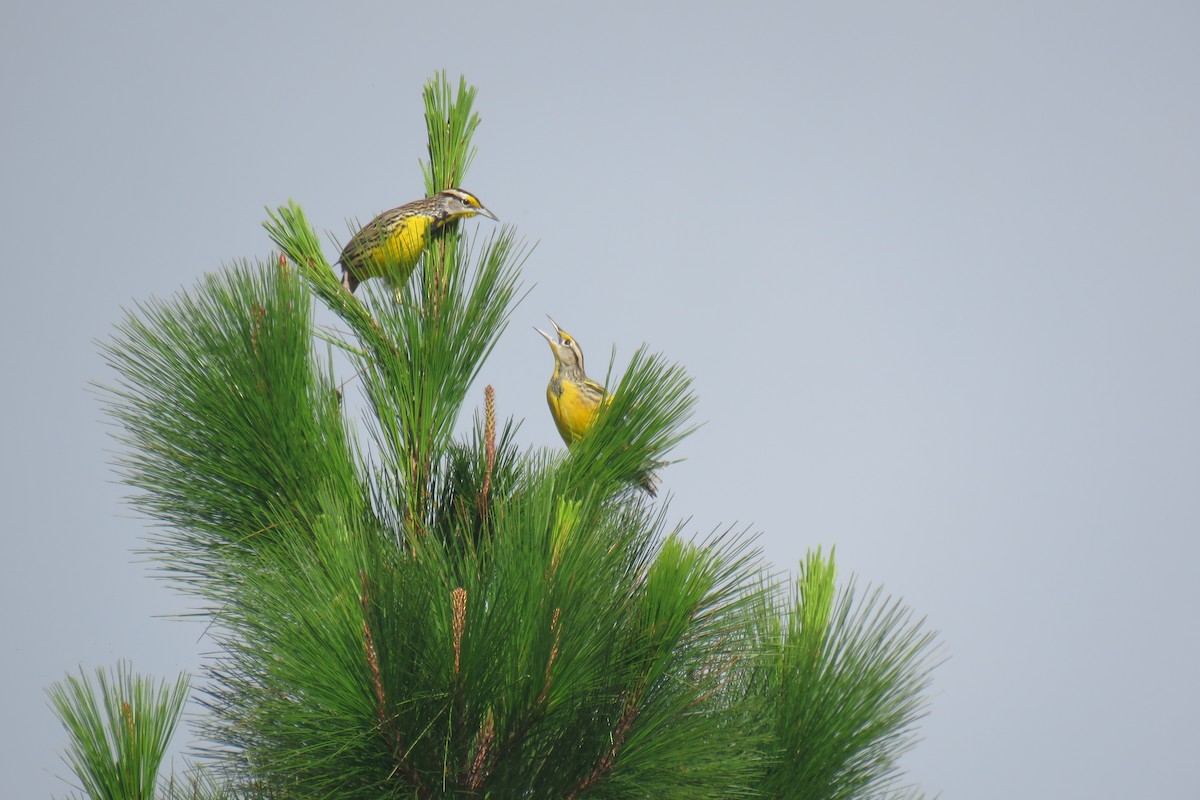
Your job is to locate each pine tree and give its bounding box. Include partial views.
[70,73,941,799]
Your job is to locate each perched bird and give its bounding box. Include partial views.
[337,188,497,293]
[536,317,611,445]
[535,317,658,495]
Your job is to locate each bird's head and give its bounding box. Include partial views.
[432,188,498,224]
[535,316,586,374]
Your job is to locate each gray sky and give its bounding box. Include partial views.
[3,2,1198,797]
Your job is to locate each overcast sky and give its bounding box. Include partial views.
[3,3,1198,798]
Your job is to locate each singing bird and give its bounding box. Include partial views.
[535,317,658,495]
[337,188,497,293]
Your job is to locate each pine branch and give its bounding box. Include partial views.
[101,259,361,597]
[47,664,190,800]
[552,346,699,500]
[421,71,481,194]
[756,548,944,800]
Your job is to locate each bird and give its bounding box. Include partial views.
[337,188,497,294]
[535,317,658,495]
[535,317,611,445]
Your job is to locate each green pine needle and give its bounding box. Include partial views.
[47,663,190,800]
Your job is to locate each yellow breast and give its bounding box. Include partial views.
[356,215,434,282]
[547,379,610,445]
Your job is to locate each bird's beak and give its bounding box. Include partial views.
[537,316,564,355]
[476,205,498,221]
[534,325,560,354]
